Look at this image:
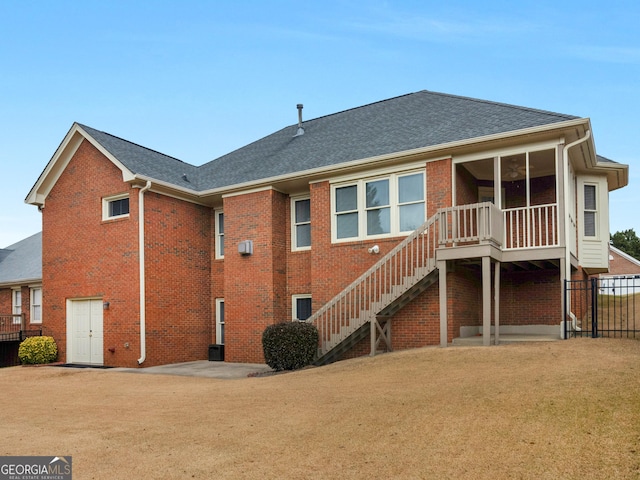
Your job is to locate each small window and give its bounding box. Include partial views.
[215,210,225,259]
[584,184,597,237]
[12,289,21,324]
[292,295,312,321]
[103,194,130,220]
[30,287,42,324]
[216,299,225,344]
[292,197,311,250]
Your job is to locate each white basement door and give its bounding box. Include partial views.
[69,299,104,365]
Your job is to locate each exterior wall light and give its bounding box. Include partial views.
[103,301,110,310]
[368,245,380,254]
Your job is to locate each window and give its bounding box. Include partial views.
[215,210,224,259]
[292,295,312,321]
[332,171,425,241]
[292,197,311,250]
[103,194,130,220]
[30,287,42,324]
[584,184,597,237]
[216,299,225,344]
[12,289,21,324]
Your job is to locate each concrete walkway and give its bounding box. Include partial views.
[112,361,273,379]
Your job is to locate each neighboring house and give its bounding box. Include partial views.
[598,246,640,295]
[0,232,43,366]
[0,232,43,328]
[25,90,629,367]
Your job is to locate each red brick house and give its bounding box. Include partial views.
[26,91,629,367]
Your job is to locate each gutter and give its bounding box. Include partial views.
[562,130,591,333]
[137,181,152,364]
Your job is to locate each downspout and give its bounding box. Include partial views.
[137,181,152,364]
[562,130,591,334]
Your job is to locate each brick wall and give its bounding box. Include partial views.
[223,189,289,363]
[43,140,140,365]
[143,192,212,366]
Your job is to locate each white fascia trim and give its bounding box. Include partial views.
[198,118,591,197]
[0,278,42,289]
[452,138,564,164]
[25,123,137,207]
[221,185,279,199]
[610,245,640,268]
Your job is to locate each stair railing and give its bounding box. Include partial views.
[309,213,440,356]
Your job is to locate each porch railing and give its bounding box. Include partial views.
[438,202,502,246]
[309,202,502,358]
[503,204,558,249]
[0,314,27,341]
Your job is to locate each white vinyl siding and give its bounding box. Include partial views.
[577,175,609,270]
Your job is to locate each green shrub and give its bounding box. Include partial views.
[262,321,318,371]
[18,336,58,365]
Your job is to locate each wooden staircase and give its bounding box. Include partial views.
[309,202,502,366]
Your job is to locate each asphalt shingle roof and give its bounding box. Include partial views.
[80,90,581,191]
[0,232,42,284]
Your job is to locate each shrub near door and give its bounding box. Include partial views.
[18,336,58,364]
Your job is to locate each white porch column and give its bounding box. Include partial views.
[482,256,491,346]
[494,261,500,345]
[438,260,448,347]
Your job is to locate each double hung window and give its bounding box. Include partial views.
[583,184,597,237]
[292,197,311,250]
[333,171,425,241]
[215,210,225,258]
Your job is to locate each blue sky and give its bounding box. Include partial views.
[1,0,638,247]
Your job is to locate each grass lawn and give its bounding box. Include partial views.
[1,338,639,479]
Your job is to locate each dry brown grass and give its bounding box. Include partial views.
[1,338,639,479]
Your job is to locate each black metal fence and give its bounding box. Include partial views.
[564,276,640,339]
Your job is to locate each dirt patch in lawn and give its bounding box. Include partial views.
[2,338,639,479]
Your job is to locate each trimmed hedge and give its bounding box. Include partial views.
[262,321,318,371]
[19,336,58,365]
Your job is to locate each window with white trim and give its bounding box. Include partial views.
[215,210,225,259]
[291,196,311,250]
[583,184,597,237]
[332,171,425,242]
[30,287,42,324]
[292,294,312,321]
[102,194,130,220]
[12,289,21,324]
[215,298,225,344]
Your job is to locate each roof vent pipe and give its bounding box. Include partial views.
[294,104,304,137]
